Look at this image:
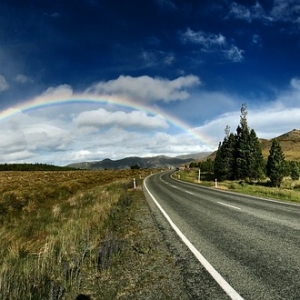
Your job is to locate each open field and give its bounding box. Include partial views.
[176,169,300,203]
[0,169,190,299]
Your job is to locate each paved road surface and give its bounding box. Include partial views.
[143,171,300,300]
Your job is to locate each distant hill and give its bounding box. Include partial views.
[67,153,211,170]
[260,129,300,161]
[207,129,300,161]
[176,152,212,160]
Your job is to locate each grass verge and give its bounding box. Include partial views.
[0,169,188,299]
[175,169,300,204]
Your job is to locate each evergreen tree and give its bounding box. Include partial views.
[266,139,285,187]
[214,103,266,182]
[214,128,236,180]
[290,161,300,180]
[248,129,265,180]
[214,142,225,180]
[235,103,251,180]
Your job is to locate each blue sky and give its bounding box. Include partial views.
[0,0,300,165]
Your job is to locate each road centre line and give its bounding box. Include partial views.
[144,177,244,300]
[217,202,241,211]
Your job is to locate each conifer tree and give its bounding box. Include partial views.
[266,139,285,187]
[235,103,251,180]
[290,161,300,180]
[214,127,236,180]
[248,129,265,180]
[214,142,226,180]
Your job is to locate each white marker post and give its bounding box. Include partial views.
[133,178,136,189]
[215,179,218,187]
[198,168,201,183]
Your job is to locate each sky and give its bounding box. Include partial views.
[0,0,300,165]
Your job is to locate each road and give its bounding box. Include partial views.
[143,171,300,300]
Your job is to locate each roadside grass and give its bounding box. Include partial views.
[175,169,300,204]
[0,169,151,299]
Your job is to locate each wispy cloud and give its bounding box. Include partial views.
[85,75,200,102]
[156,0,177,10]
[180,28,244,62]
[227,2,252,22]
[0,74,9,92]
[14,74,34,84]
[226,1,300,24]
[224,45,244,62]
[139,49,175,68]
[271,0,300,23]
[180,28,226,50]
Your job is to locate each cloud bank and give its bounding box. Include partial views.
[85,75,200,102]
[0,75,300,165]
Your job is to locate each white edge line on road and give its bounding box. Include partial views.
[144,177,244,300]
[217,202,241,210]
[185,191,194,195]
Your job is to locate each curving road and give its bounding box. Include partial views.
[143,171,300,300]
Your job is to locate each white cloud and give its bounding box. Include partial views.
[14,74,33,84]
[180,28,244,62]
[291,78,300,89]
[139,50,175,68]
[226,1,299,24]
[271,0,300,23]
[85,75,200,102]
[181,28,226,49]
[74,108,169,130]
[227,2,252,22]
[2,75,300,165]
[224,45,244,62]
[0,74,9,91]
[194,78,300,146]
[39,84,73,99]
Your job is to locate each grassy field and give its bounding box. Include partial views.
[176,169,300,203]
[0,169,154,299]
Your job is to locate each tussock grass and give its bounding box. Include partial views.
[0,169,150,299]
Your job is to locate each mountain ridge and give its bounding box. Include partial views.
[67,129,300,170]
[67,152,211,170]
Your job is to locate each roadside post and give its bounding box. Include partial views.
[198,168,201,183]
[133,178,136,189]
[215,179,218,187]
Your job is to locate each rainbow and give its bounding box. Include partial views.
[0,93,216,149]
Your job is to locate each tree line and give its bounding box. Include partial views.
[0,163,77,171]
[193,104,299,187]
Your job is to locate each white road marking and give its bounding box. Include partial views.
[185,190,194,195]
[217,202,241,211]
[144,177,244,300]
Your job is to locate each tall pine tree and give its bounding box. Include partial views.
[266,139,285,187]
[214,103,265,181]
[248,129,265,180]
[235,103,251,180]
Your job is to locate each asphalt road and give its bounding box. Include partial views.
[143,171,300,300]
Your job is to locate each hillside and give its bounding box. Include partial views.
[260,129,300,160]
[207,129,300,161]
[67,154,209,170]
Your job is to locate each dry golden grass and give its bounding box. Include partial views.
[0,169,153,299]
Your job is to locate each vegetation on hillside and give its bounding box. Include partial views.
[0,163,77,171]
[190,104,300,188]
